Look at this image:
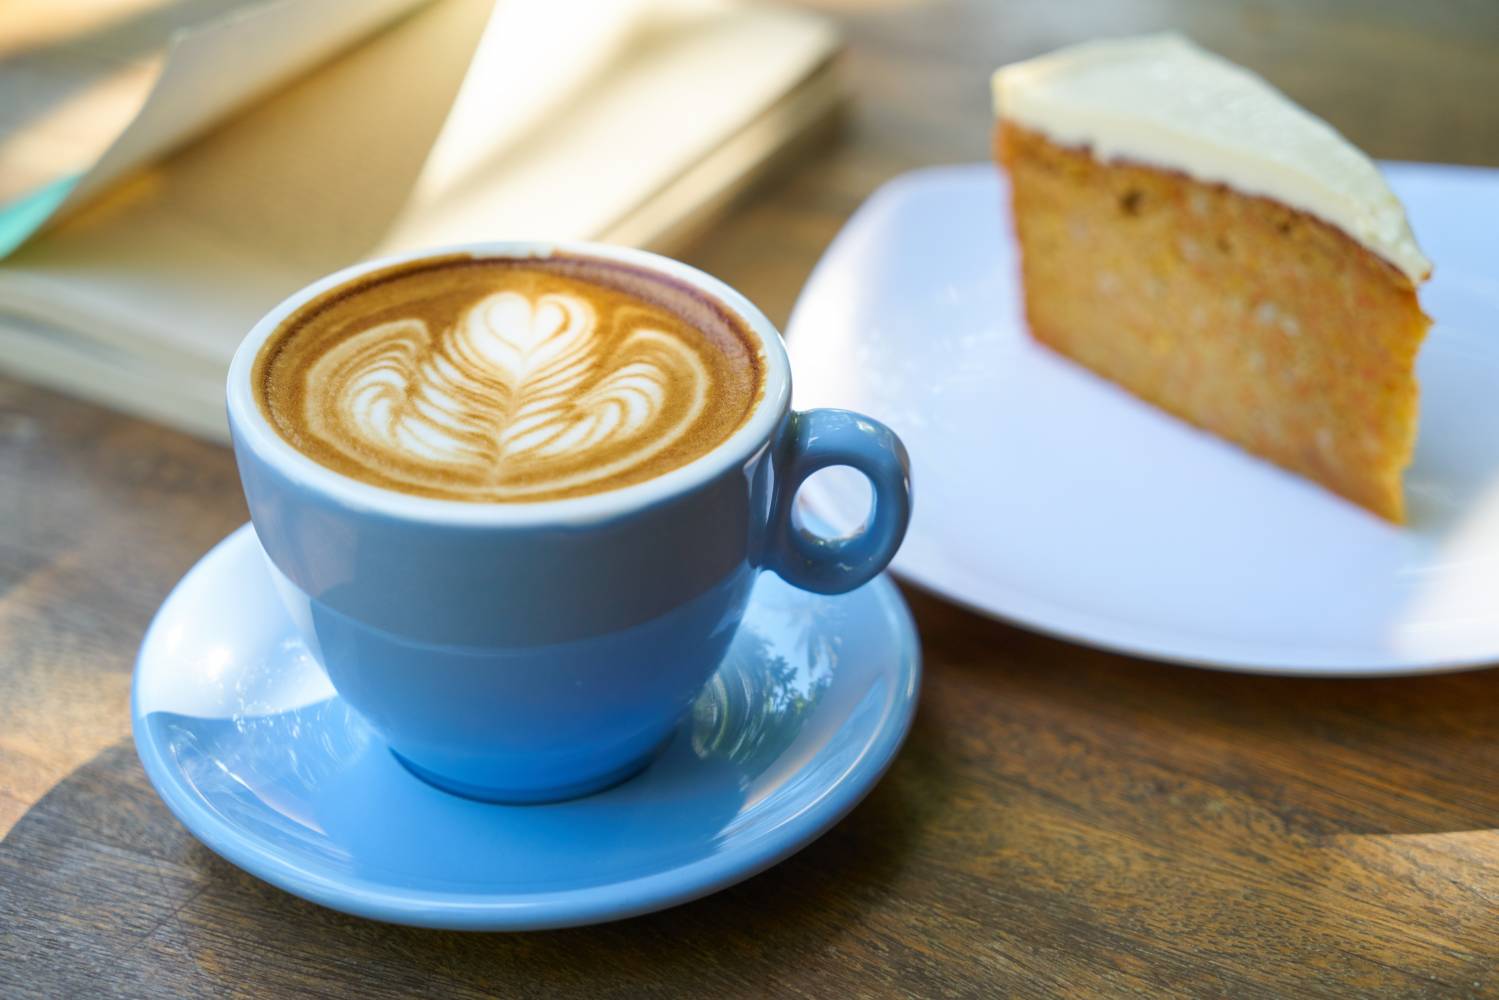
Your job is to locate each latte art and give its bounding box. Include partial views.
[311,290,709,497]
[254,255,763,502]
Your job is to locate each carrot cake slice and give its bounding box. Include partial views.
[992,34,1432,522]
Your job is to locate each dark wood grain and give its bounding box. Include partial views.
[5,1,1499,997]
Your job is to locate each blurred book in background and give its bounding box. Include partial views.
[0,0,841,439]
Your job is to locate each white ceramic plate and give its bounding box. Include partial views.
[787,161,1499,675]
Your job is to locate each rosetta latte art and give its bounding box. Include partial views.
[303,290,711,499]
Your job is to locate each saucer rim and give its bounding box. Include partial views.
[131,524,920,931]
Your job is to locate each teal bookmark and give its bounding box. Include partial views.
[0,175,79,260]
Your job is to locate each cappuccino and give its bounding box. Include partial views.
[253,254,764,502]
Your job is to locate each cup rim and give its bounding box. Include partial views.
[226,240,792,527]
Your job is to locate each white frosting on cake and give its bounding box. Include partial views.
[992,34,1431,283]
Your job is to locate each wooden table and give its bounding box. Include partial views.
[5,1,1499,996]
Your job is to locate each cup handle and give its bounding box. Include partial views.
[765,408,913,595]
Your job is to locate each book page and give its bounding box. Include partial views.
[0,0,256,201]
[0,0,430,257]
[383,2,839,250]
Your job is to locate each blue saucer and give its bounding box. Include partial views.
[132,525,920,930]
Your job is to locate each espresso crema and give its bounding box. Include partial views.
[253,254,764,502]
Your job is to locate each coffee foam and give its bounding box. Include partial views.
[253,254,764,502]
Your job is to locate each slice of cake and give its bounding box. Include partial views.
[992,34,1432,522]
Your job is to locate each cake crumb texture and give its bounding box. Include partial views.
[996,122,1431,522]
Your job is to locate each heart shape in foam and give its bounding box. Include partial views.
[304,290,710,499]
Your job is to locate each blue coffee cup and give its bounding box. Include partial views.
[226,241,912,803]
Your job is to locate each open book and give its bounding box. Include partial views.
[0,0,841,439]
